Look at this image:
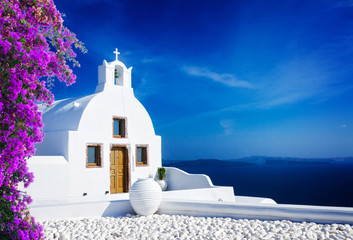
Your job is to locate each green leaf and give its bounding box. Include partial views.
[19,37,26,44]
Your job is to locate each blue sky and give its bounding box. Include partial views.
[52,0,353,160]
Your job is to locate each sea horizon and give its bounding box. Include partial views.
[164,156,353,208]
[163,155,353,163]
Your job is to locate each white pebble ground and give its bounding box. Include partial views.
[42,214,353,240]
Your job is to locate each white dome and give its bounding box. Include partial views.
[41,94,97,132]
[41,87,155,137]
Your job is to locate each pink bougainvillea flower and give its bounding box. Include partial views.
[0,0,86,239]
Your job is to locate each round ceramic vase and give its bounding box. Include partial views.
[129,178,162,216]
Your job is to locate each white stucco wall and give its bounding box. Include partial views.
[25,156,70,199]
[165,167,214,190]
[162,167,234,202]
[163,187,235,202]
[29,194,353,225]
[159,200,353,224]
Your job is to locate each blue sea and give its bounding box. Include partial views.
[165,157,353,207]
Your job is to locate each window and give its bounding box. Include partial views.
[136,146,147,166]
[86,144,102,168]
[114,68,119,85]
[113,118,126,138]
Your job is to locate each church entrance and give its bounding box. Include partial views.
[110,146,129,193]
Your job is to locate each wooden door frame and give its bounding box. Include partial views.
[110,145,130,193]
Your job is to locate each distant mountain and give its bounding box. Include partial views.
[265,159,329,165]
[234,156,334,165]
[164,159,255,168]
[163,156,353,167]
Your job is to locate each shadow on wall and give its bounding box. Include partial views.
[102,200,134,217]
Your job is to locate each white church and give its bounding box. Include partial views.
[27,49,162,199]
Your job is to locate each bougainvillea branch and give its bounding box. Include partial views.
[0,0,86,239]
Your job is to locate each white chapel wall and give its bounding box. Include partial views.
[27,57,162,200]
[59,84,162,198]
[26,156,70,199]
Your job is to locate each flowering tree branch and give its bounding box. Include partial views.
[0,0,86,239]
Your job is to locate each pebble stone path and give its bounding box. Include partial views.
[42,214,353,240]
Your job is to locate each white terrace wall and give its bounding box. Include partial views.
[163,168,235,202]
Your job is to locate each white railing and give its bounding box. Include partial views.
[165,167,214,190]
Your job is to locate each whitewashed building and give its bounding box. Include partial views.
[27,49,161,199]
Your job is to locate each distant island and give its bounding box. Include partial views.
[163,156,353,168]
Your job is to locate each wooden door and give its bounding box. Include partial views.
[110,147,128,193]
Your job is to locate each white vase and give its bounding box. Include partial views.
[157,180,168,191]
[129,178,162,216]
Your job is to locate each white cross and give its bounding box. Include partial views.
[113,48,120,60]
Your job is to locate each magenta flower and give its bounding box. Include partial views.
[0,0,86,239]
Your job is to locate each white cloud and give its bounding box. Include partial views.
[257,55,335,108]
[160,52,351,128]
[220,119,235,135]
[181,66,254,88]
[134,77,157,100]
[261,92,314,108]
[141,57,164,63]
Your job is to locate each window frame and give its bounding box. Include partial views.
[112,117,126,138]
[86,144,102,168]
[136,145,148,166]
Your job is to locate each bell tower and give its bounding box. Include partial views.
[95,48,133,92]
